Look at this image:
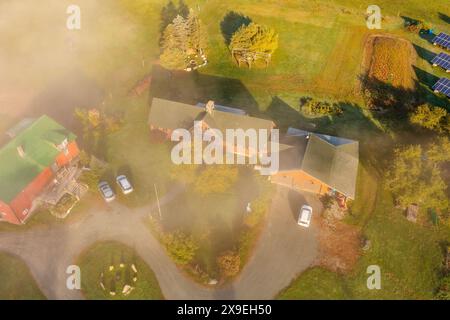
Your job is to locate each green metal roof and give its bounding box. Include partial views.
[0,115,76,203]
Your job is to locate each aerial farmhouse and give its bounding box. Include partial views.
[0,116,81,224]
[148,97,359,204]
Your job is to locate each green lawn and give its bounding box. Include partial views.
[0,253,45,300]
[78,241,164,300]
[278,267,349,300]
[2,0,448,299]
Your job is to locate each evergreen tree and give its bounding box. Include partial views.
[160,21,187,69]
[160,9,207,70]
[160,1,178,35]
[185,9,207,54]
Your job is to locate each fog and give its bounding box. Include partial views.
[0,0,143,129]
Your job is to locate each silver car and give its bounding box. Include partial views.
[98,181,116,202]
[116,175,133,195]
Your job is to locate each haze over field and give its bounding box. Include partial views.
[0,0,147,129]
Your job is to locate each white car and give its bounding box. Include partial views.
[298,205,313,228]
[98,181,116,202]
[116,175,134,195]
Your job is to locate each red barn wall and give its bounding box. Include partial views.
[1,141,80,225]
[0,200,20,224]
[9,167,54,223]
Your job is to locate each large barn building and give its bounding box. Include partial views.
[0,116,80,225]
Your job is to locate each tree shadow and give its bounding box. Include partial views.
[288,190,308,223]
[438,12,450,24]
[412,66,450,108]
[149,64,261,116]
[413,65,440,88]
[264,95,391,167]
[412,43,436,62]
[220,11,252,45]
[359,74,418,112]
[419,30,436,43]
[400,15,421,27]
[117,164,134,184]
[159,0,189,39]
[100,168,117,191]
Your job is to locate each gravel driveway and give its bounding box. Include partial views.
[0,186,320,299]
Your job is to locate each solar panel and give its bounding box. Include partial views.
[431,52,450,71]
[432,78,450,97]
[432,32,450,49]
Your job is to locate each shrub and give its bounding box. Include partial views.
[436,275,450,300]
[409,104,449,132]
[217,251,240,278]
[78,168,101,191]
[194,165,238,195]
[302,99,343,116]
[162,231,198,265]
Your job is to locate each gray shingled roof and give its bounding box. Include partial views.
[280,128,359,199]
[149,98,274,133]
[148,98,204,130]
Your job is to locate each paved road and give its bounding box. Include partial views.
[0,186,319,299]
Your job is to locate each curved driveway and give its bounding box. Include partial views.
[0,186,319,299]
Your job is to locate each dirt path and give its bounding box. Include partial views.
[0,186,318,299]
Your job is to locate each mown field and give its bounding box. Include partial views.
[0,253,45,300]
[78,241,164,300]
[0,0,449,299]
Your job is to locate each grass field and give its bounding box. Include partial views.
[0,0,449,299]
[78,241,164,300]
[0,253,45,300]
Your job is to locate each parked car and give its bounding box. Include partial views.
[116,175,134,195]
[297,205,313,228]
[98,181,115,202]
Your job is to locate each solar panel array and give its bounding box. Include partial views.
[432,78,450,97]
[431,52,450,71]
[433,32,450,49]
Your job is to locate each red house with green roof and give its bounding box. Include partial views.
[0,115,80,225]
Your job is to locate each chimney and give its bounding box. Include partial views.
[17,145,25,158]
[205,100,215,115]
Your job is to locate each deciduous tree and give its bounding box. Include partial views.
[409,104,448,132]
[217,250,240,278]
[229,22,278,68]
[385,142,449,216]
[162,231,198,265]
